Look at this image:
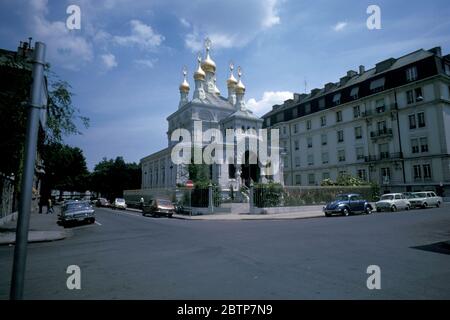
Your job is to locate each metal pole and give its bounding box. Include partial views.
[10,42,46,300]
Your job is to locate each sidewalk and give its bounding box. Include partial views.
[125,205,325,220]
[0,207,72,245]
[172,210,324,221]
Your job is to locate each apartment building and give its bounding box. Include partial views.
[262,47,450,195]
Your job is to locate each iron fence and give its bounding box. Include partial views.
[253,185,374,208]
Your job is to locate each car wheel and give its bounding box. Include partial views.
[342,208,349,216]
[391,205,397,212]
[405,205,410,211]
[168,213,173,218]
[365,207,372,215]
[436,201,441,208]
[422,202,428,209]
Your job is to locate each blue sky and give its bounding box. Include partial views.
[1,0,450,170]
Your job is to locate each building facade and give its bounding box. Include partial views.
[262,47,450,195]
[141,40,282,190]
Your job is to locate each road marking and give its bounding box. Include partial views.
[94,221,102,226]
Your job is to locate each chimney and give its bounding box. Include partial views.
[359,65,365,75]
[347,70,357,77]
[429,46,442,57]
[311,88,320,96]
[324,82,334,92]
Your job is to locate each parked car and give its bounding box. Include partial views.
[58,200,95,226]
[143,198,175,217]
[409,191,442,208]
[323,194,373,217]
[96,198,111,207]
[113,198,127,210]
[375,193,411,212]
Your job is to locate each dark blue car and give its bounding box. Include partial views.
[323,193,373,217]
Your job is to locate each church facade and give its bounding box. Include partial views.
[140,40,282,190]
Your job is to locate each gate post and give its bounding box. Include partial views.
[249,181,254,214]
[208,183,214,214]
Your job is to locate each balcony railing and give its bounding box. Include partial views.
[364,152,403,162]
[370,128,393,139]
[361,103,398,118]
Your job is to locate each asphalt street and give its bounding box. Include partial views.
[0,205,449,299]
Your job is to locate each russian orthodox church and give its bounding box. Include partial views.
[140,39,282,190]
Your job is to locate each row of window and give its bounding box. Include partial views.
[292,164,432,186]
[271,65,420,128]
[293,169,368,186]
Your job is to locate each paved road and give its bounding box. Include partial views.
[1,205,449,299]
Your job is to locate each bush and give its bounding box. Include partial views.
[253,182,284,207]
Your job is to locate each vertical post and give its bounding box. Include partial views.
[10,42,46,300]
[249,181,254,214]
[208,183,213,214]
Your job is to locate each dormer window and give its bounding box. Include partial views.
[350,87,359,100]
[318,98,325,110]
[370,77,385,93]
[406,66,418,82]
[445,64,450,76]
[333,93,341,106]
[304,103,311,114]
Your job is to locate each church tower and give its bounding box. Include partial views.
[178,66,190,108]
[201,38,217,94]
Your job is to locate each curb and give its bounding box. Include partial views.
[0,229,73,246]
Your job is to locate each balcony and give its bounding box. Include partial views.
[370,128,393,139]
[361,103,398,118]
[364,152,403,162]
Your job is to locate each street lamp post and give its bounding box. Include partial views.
[10,42,46,300]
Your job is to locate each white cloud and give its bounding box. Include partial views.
[26,0,94,70]
[180,0,282,51]
[114,20,164,50]
[179,18,191,28]
[101,53,118,69]
[134,58,157,68]
[261,0,281,28]
[247,91,293,116]
[333,21,348,32]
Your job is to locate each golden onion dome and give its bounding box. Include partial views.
[193,55,206,81]
[227,63,238,87]
[201,38,216,73]
[179,67,190,92]
[214,77,221,95]
[235,66,245,93]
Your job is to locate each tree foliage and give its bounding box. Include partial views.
[40,142,89,200]
[90,157,141,201]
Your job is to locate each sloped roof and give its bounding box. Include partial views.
[263,48,436,118]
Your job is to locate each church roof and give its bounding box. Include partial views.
[221,108,262,123]
[192,92,235,109]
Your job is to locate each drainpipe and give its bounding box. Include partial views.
[394,89,406,185]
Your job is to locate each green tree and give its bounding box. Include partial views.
[90,157,141,201]
[40,142,89,200]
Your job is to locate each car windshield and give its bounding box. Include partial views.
[158,200,172,206]
[116,198,125,203]
[335,195,349,201]
[381,195,394,200]
[413,193,427,198]
[65,202,90,211]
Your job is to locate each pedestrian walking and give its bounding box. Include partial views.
[47,198,53,214]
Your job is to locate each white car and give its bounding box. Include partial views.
[376,193,411,212]
[408,191,442,209]
[113,198,127,210]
